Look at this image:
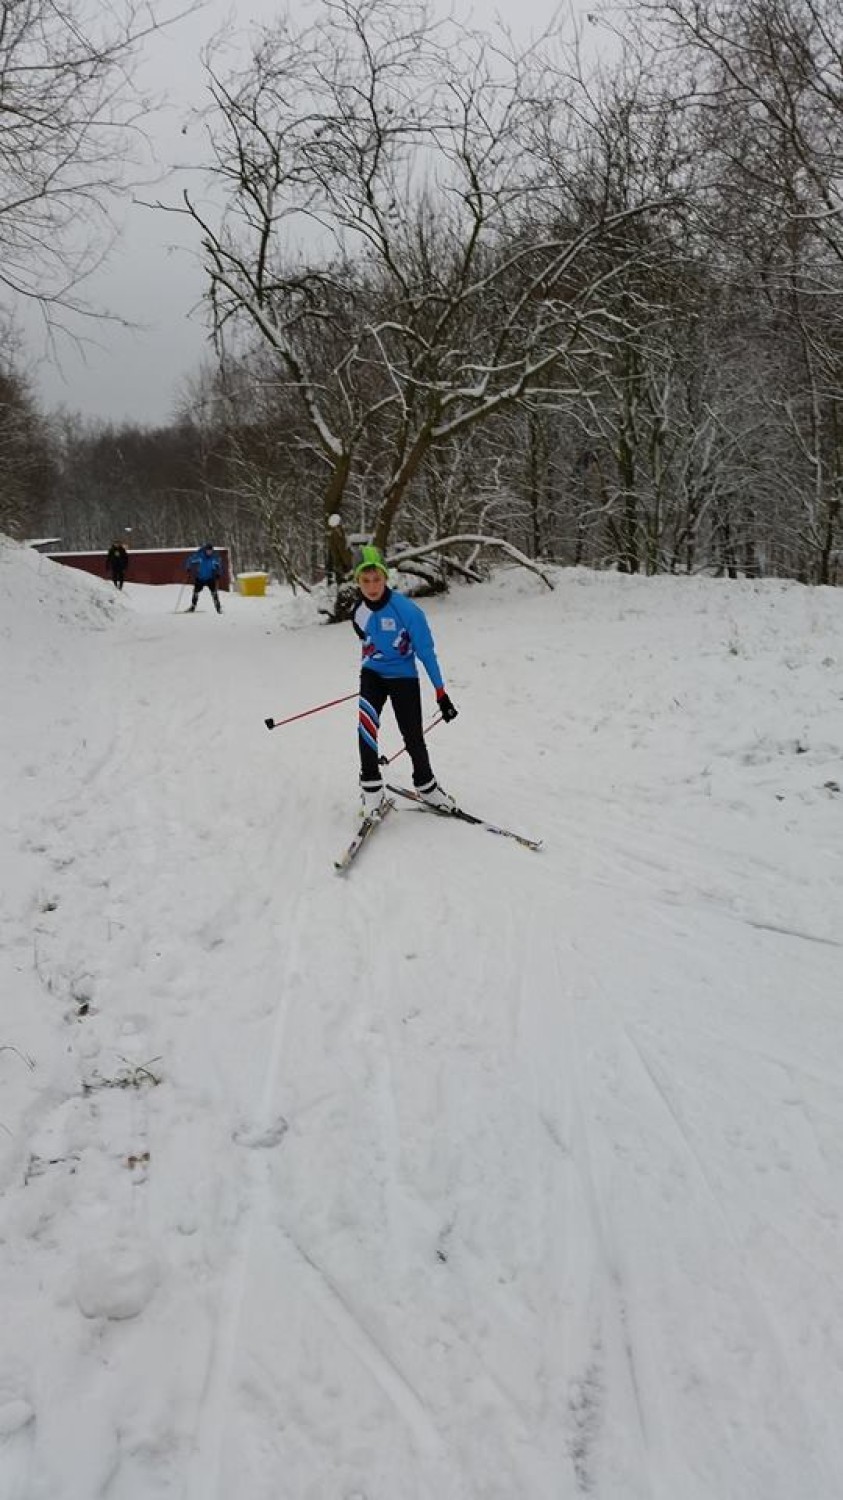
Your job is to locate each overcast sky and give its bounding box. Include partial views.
[19,0,598,428]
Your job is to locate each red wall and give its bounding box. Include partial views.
[47,548,231,590]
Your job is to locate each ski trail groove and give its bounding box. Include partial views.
[552,933,656,1496]
[519,913,654,1498]
[186,836,318,1500]
[277,1224,449,1466]
[620,1018,843,1484]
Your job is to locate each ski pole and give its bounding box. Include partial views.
[174,583,186,614]
[378,712,443,765]
[264,691,358,731]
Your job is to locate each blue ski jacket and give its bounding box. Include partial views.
[186,547,221,583]
[352,588,445,691]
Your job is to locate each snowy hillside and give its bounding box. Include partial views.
[2,535,843,1500]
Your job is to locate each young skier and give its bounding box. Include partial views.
[352,545,458,816]
[185,542,223,613]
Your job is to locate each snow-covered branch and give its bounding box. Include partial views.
[389,534,554,589]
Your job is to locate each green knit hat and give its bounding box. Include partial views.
[354,544,388,579]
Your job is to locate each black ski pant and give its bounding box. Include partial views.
[110,569,126,591]
[190,579,221,611]
[358,668,434,789]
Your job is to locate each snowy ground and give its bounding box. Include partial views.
[2,536,843,1500]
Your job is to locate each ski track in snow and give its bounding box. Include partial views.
[3,550,843,1497]
[560,906,843,1499]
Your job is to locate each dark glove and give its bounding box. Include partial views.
[437,692,458,723]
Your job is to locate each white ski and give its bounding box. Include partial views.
[333,799,395,873]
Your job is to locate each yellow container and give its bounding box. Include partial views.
[237,572,268,597]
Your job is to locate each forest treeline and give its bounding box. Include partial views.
[2,0,841,592]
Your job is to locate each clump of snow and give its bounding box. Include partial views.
[0,1399,35,1437]
[74,1241,161,1320]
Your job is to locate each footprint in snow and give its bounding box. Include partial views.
[233,1115,289,1149]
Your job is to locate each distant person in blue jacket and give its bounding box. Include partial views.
[352,545,458,817]
[186,542,222,613]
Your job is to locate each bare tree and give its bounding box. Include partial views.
[182,0,670,607]
[640,0,843,261]
[635,0,843,580]
[0,0,196,319]
[0,339,52,536]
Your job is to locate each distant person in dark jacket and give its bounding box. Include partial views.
[186,542,223,613]
[106,541,129,590]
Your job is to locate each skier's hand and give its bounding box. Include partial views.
[437,692,458,723]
